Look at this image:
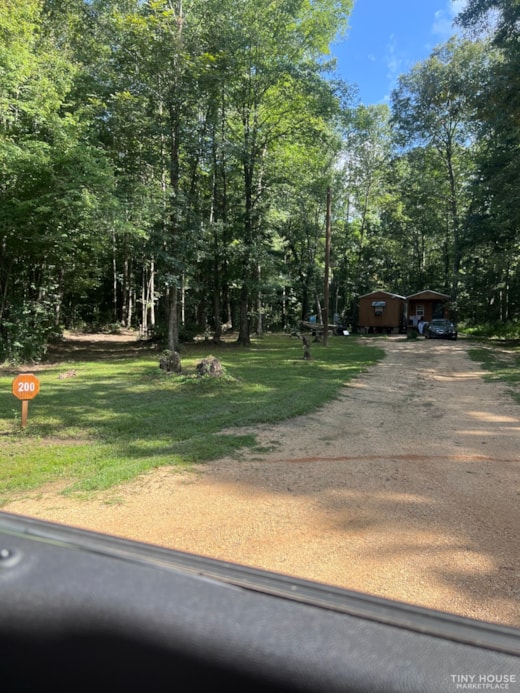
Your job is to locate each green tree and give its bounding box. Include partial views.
[0,0,115,360]
[457,0,520,323]
[1,0,357,358]
[335,104,393,306]
[214,0,352,344]
[391,38,487,314]
[381,147,454,295]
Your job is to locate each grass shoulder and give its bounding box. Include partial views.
[467,338,520,402]
[0,334,383,502]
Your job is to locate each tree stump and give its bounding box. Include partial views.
[196,356,224,377]
[159,350,182,373]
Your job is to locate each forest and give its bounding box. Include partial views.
[1,0,519,361]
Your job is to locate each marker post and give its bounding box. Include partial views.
[11,374,40,428]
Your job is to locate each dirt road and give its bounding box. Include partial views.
[5,336,520,627]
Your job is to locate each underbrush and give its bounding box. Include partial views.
[461,321,520,341]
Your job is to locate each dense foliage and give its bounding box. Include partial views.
[1,0,519,361]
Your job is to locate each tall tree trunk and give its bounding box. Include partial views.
[0,236,11,321]
[255,265,263,336]
[166,104,181,351]
[213,292,222,343]
[122,252,130,327]
[316,294,323,324]
[210,163,222,343]
[446,140,461,317]
[128,283,134,327]
[167,285,178,350]
[236,97,258,346]
[142,260,156,336]
[149,259,156,329]
[112,228,118,323]
[322,187,331,346]
[165,0,183,352]
[141,272,147,336]
[238,284,250,345]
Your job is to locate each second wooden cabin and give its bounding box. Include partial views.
[406,290,451,328]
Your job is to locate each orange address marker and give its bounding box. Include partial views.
[12,373,40,401]
[12,374,40,429]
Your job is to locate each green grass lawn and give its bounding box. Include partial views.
[468,341,520,403]
[0,334,384,503]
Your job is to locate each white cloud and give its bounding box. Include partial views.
[385,35,402,82]
[432,0,468,41]
[382,35,407,102]
[382,2,471,103]
[451,0,468,18]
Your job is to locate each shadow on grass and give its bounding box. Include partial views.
[0,335,383,498]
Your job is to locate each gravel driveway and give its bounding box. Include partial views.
[5,336,520,627]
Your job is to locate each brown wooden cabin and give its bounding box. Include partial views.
[406,290,450,328]
[357,290,406,334]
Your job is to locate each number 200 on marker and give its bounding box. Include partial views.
[12,374,40,401]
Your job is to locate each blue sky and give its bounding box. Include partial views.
[332,0,467,105]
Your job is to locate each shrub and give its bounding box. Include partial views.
[0,299,61,364]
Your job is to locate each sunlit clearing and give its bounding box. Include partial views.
[468,411,519,423]
[430,371,484,381]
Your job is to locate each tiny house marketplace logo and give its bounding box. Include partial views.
[450,674,518,690]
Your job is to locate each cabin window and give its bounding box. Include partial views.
[416,304,425,317]
[372,300,386,316]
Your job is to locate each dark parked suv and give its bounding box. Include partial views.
[426,318,457,340]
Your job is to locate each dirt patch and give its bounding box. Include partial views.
[5,335,520,628]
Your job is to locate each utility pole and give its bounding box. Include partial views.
[323,187,332,346]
